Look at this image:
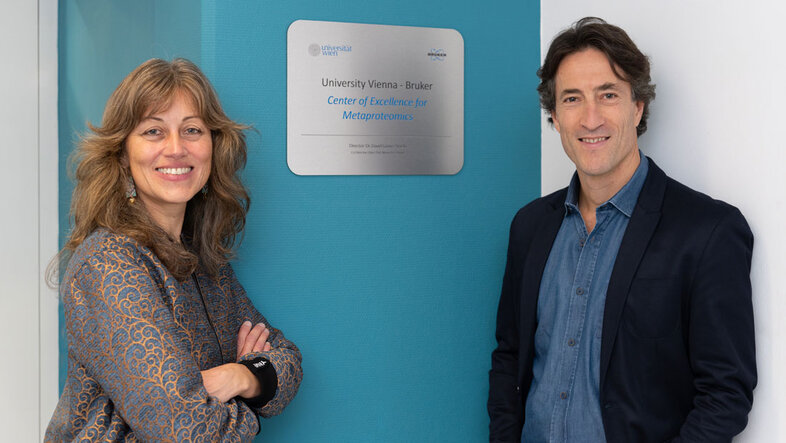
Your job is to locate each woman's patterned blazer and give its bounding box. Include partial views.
[46,229,302,441]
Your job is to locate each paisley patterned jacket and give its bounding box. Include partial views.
[46,229,302,442]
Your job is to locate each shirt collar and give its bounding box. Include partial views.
[564,152,649,218]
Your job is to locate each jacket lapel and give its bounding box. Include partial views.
[599,158,667,391]
[520,192,566,375]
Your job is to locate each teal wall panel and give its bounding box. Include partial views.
[58,1,540,440]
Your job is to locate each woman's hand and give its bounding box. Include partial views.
[201,321,273,402]
[201,363,261,402]
[201,321,272,403]
[236,320,272,361]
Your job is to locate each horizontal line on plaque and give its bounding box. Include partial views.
[300,134,451,138]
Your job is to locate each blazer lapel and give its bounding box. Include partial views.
[599,159,667,391]
[520,193,565,368]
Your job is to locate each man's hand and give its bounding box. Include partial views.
[237,320,272,361]
[201,363,260,402]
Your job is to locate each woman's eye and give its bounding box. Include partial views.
[143,128,162,136]
[184,127,203,135]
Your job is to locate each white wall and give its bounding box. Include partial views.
[0,0,59,439]
[541,2,786,441]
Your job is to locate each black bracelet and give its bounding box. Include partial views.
[237,356,278,409]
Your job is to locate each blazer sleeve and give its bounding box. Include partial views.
[488,215,525,441]
[66,250,260,442]
[227,266,303,418]
[676,207,756,442]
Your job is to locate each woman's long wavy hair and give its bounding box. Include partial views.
[57,58,250,281]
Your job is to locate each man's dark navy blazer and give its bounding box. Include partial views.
[488,158,756,442]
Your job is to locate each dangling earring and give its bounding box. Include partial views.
[125,177,137,204]
[201,184,208,198]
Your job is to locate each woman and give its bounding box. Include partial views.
[46,58,302,441]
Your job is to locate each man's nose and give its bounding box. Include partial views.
[580,101,604,131]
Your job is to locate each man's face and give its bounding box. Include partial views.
[551,47,644,185]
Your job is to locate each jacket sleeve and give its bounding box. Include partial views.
[488,215,525,441]
[676,208,756,442]
[227,266,303,417]
[66,249,259,442]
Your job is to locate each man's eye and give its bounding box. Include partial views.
[564,97,578,103]
[603,93,617,99]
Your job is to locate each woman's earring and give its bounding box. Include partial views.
[125,177,137,204]
[201,184,208,198]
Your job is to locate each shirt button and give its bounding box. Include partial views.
[576,287,584,295]
[579,239,585,247]
[560,392,568,400]
[567,339,576,347]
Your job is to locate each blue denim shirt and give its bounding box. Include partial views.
[522,155,649,443]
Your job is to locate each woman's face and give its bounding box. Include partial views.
[125,92,212,221]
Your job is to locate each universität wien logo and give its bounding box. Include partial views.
[309,43,352,57]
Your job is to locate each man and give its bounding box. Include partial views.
[488,17,756,442]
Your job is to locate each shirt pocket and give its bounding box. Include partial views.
[622,277,683,339]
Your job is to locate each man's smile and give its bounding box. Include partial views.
[579,136,610,144]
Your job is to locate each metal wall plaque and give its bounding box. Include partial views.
[287,20,464,175]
